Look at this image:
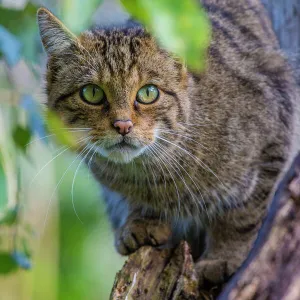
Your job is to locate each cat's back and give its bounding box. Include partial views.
[202,0,278,50]
[202,0,300,165]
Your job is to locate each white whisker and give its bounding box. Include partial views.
[156,136,226,190]
[30,136,90,186]
[157,129,219,158]
[27,128,91,146]
[155,141,211,221]
[71,142,94,224]
[26,134,55,146]
[150,143,182,214]
[42,142,90,231]
[154,142,205,218]
[87,142,99,180]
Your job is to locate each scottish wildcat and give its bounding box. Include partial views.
[37,0,299,288]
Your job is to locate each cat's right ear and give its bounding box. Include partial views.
[37,7,78,56]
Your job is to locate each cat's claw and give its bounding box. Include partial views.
[114,218,172,255]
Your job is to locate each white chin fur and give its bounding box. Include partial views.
[97,147,145,164]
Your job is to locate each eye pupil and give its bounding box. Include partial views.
[80,84,105,105]
[137,85,159,104]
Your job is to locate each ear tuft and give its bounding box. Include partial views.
[37,7,77,56]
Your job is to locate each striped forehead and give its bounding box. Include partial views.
[80,28,150,78]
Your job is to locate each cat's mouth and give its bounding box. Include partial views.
[96,138,147,164]
[106,140,139,151]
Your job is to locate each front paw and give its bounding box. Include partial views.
[196,259,233,290]
[114,218,172,255]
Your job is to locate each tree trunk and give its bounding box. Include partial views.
[262,0,300,56]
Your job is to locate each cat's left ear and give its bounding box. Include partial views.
[37,7,78,56]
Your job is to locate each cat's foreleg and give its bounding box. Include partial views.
[196,200,266,288]
[102,186,172,255]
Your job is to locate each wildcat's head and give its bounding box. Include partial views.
[37,8,190,164]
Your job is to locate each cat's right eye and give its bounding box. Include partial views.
[80,84,106,105]
[136,85,159,105]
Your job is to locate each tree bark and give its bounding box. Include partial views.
[110,153,300,300]
[110,242,204,300]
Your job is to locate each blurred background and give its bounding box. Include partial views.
[0,0,128,299]
[0,0,299,299]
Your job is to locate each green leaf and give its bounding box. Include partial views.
[0,252,18,274]
[12,126,31,152]
[0,3,39,62]
[0,156,7,210]
[122,0,211,71]
[22,238,32,258]
[61,0,103,34]
[0,207,18,226]
[45,110,76,148]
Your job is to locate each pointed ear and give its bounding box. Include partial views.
[37,7,77,56]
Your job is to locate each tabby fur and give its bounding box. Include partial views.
[37,0,300,288]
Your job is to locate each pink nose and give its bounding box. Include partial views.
[113,120,133,136]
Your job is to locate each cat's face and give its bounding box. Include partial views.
[38,8,190,163]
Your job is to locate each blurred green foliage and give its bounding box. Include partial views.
[0,3,38,63]
[0,207,18,226]
[0,0,211,299]
[12,126,31,152]
[0,160,7,210]
[0,252,19,274]
[46,111,77,148]
[61,0,103,34]
[122,0,211,71]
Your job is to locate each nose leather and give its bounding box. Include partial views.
[113,120,133,136]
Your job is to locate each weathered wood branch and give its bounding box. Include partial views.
[110,242,208,300]
[110,153,300,300]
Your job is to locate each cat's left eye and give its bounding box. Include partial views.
[136,85,159,104]
[80,84,105,105]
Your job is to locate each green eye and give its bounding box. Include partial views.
[80,84,105,104]
[136,85,159,104]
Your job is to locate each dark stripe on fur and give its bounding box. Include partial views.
[210,19,244,53]
[161,89,184,119]
[245,0,275,43]
[202,2,266,47]
[53,92,75,108]
[68,113,85,124]
[209,46,262,94]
